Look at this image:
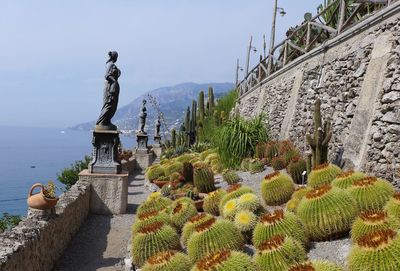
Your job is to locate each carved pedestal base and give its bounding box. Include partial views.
[135,132,149,154]
[153,135,162,147]
[89,130,121,174]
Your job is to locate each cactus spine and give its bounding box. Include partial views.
[306,98,332,168]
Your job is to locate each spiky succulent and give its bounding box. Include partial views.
[384,192,400,221]
[131,222,181,267]
[348,229,400,271]
[187,217,245,262]
[132,210,171,235]
[236,192,262,212]
[287,158,307,184]
[347,176,395,212]
[222,170,241,185]
[351,210,400,243]
[176,153,196,163]
[234,209,258,233]
[169,199,198,229]
[286,187,310,213]
[203,189,227,216]
[137,192,173,216]
[283,149,300,164]
[169,172,180,182]
[252,209,307,247]
[164,161,184,176]
[288,260,344,271]
[265,141,279,161]
[142,250,192,271]
[331,171,366,189]
[181,213,214,247]
[194,164,216,193]
[271,156,286,170]
[191,250,256,271]
[182,162,194,183]
[222,199,238,220]
[200,149,215,161]
[297,185,358,241]
[307,163,342,188]
[219,184,254,214]
[254,235,307,271]
[146,165,166,181]
[249,160,265,174]
[240,158,252,171]
[255,142,268,160]
[261,171,295,206]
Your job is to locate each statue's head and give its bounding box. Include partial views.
[143,99,147,105]
[107,51,118,63]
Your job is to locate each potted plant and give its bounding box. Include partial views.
[27,181,59,210]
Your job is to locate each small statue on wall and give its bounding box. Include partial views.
[138,99,147,134]
[155,116,161,137]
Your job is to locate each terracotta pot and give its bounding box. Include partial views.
[27,183,59,210]
[153,180,169,188]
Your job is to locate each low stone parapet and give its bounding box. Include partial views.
[0,181,91,271]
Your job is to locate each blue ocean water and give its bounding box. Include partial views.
[0,126,134,217]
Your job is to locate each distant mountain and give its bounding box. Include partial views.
[71,82,234,137]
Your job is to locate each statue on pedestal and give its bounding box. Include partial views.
[95,51,121,131]
[155,116,161,137]
[138,99,147,134]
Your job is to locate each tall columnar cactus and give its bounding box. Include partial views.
[348,229,400,271]
[192,250,256,271]
[208,86,215,117]
[187,217,244,262]
[254,235,307,271]
[189,100,197,145]
[142,250,192,271]
[350,210,400,243]
[182,162,194,183]
[287,158,307,185]
[306,98,332,168]
[307,163,342,188]
[184,106,190,146]
[198,91,205,126]
[347,177,395,212]
[252,209,308,247]
[297,185,358,241]
[261,171,295,206]
[213,111,220,126]
[131,222,181,267]
[194,164,215,193]
[171,129,176,148]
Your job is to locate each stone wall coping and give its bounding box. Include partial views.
[79,169,129,177]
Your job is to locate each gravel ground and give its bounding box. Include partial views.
[54,173,150,271]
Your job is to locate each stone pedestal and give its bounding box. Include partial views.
[135,132,149,154]
[27,207,56,221]
[153,135,161,147]
[89,130,121,174]
[79,169,128,215]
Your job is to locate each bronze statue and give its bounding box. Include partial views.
[155,116,161,137]
[96,51,121,130]
[138,99,147,134]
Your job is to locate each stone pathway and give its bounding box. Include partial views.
[53,172,150,271]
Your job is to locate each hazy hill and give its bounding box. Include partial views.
[71,82,234,137]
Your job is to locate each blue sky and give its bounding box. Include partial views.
[0,0,321,127]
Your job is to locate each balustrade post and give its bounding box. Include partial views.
[338,0,346,34]
[306,22,312,51]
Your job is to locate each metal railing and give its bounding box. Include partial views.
[238,0,397,96]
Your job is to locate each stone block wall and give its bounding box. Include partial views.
[236,4,400,186]
[0,181,91,271]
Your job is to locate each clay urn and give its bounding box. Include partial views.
[27,183,59,210]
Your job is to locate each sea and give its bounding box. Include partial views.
[0,126,135,217]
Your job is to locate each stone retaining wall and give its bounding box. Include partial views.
[236,4,400,186]
[0,181,91,271]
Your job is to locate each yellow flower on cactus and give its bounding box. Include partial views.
[234,210,258,232]
[149,192,161,200]
[239,193,256,203]
[223,199,238,220]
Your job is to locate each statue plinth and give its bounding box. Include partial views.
[89,129,122,174]
[153,135,162,147]
[135,132,149,154]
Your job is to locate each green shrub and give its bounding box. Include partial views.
[57,155,91,189]
[213,114,268,169]
[0,213,22,232]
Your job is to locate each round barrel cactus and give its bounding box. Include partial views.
[234,209,258,234]
[219,184,254,214]
[348,229,400,271]
[203,189,227,216]
[169,199,198,229]
[222,199,238,220]
[347,176,395,212]
[194,164,216,193]
[191,250,256,271]
[254,235,307,271]
[137,192,173,216]
[297,185,358,241]
[384,191,400,221]
[222,170,241,185]
[236,192,262,212]
[252,209,307,247]
[132,210,170,235]
[261,171,295,206]
[187,217,244,262]
[181,213,213,247]
[332,170,366,189]
[131,222,181,268]
[307,163,342,188]
[142,250,192,271]
[287,260,344,271]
